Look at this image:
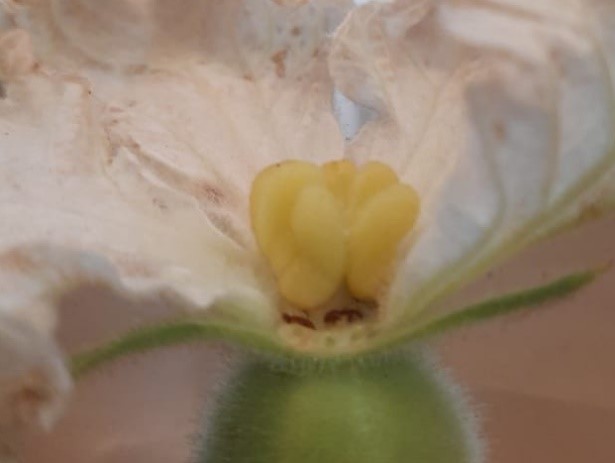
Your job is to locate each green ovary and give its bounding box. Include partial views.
[197,353,479,463]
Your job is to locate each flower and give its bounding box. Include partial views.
[0,0,614,459]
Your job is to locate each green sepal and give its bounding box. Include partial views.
[397,267,600,342]
[70,268,601,377]
[71,320,290,378]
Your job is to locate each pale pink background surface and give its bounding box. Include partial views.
[21,215,615,463]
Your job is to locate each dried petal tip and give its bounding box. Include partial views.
[272,0,310,5]
[0,29,36,79]
[0,315,72,459]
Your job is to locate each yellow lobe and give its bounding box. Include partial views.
[250,161,345,310]
[250,161,322,270]
[348,162,398,222]
[250,159,420,311]
[322,160,357,207]
[279,185,346,308]
[347,183,420,300]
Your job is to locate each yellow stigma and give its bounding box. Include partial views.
[250,160,420,310]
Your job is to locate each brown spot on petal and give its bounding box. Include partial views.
[271,50,287,78]
[199,183,224,206]
[272,0,309,5]
[114,256,156,279]
[1,250,35,273]
[152,197,168,211]
[494,121,506,141]
[127,64,148,75]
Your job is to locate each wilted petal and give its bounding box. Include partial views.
[0,1,353,450]
[0,28,36,79]
[7,0,348,245]
[330,1,494,322]
[0,243,240,461]
[0,312,70,461]
[0,0,356,365]
[0,248,96,458]
[332,0,615,329]
[5,0,154,68]
[0,52,275,455]
[14,0,351,73]
[0,0,355,327]
[0,29,281,333]
[96,62,345,247]
[405,0,615,318]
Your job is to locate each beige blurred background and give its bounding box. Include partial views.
[22,215,615,463]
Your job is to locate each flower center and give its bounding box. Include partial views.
[250,160,420,315]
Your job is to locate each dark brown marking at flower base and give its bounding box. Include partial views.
[282,313,316,330]
[324,309,364,325]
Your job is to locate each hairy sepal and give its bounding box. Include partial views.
[70,268,600,376]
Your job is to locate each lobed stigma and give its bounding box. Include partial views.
[251,159,420,335]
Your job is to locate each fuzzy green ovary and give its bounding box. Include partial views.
[197,355,474,463]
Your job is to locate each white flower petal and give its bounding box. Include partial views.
[438,1,613,202]
[7,0,349,247]
[148,0,351,75]
[0,28,36,79]
[15,0,351,73]
[330,0,477,192]
[330,2,493,319]
[2,2,355,455]
[0,242,261,460]
[0,32,275,327]
[0,79,251,301]
[332,1,615,327]
[0,38,276,451]
[404,0,615,315]
[95,63,345,247]
[10,0,153,68]
[0,0,356,373]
